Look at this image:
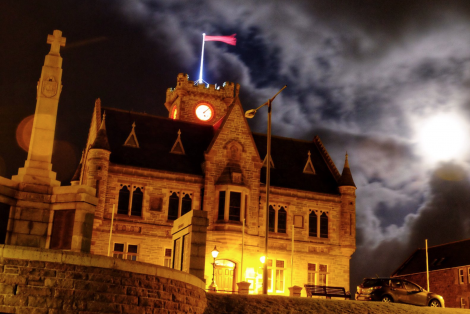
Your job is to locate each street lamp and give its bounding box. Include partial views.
[245,85,287,295]
[209,246,219,292]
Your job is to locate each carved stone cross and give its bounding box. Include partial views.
[47,30,66,56]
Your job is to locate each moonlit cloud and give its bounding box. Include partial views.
[116,0,470,290]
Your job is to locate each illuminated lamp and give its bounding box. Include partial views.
[209,246,219,292]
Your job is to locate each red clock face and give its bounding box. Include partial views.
[195,103,213,121]
[171,106,178,119]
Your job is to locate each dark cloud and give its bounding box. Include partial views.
[352,163,470,290]
[3,0,470,296]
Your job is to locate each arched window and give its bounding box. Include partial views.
[117,186,130,215]
[229,192,241,221]
[269,205,275,232]
[181,194,192,216]
[277,207,287,234]
[320,212,328,238]
[309,211,317,237]
[131,187,143,216]
[168,192,179,221]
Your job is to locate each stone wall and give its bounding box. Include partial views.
[395,267,470,308]
[0,245,206,314]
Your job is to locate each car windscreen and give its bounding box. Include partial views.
[362,279,389,287]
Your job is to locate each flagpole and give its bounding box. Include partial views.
[199,33,206,84]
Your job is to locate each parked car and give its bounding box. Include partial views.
[355,277,445,307]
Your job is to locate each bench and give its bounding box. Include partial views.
[304,285,350,300]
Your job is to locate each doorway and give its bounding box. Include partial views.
[214,259,236,293]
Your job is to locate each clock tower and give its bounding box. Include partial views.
[164,73,239,125]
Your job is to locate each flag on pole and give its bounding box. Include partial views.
[199,33,237,84]
[204,34,237,46]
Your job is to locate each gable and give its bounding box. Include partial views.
[206,97,261,163]
[252,134,340,195]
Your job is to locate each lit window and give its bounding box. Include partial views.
[164,248,172,267]
[267,259,285,293]
[309,210,328,238]
[460,269,465,284]
[275,260,285,292]
[167,191,193,221]
[308,263,316,284]
[113,243,138,261]
[117,184,144,216]
[318,264,328,285]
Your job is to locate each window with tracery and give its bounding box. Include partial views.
[309,210,328,238]
[167,191,193,221]
[117,184,144,216]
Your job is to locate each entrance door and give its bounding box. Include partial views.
[214,260,236,293]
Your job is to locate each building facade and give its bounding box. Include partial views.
[392,239,470,308]
[73,73,357,296]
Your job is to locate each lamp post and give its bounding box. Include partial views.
[245,85,287,295]
[209,246,219,292]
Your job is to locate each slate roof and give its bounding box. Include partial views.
[102,107,214,175]
[101,107,343,195]
[338,155,356,187]
[252,133,340,195]
[392,238,470,276]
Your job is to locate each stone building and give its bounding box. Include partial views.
[76,72,357,296]
[392,238,470,309]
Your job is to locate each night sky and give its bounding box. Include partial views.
[3,0,470,294]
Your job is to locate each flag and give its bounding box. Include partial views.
[204,34,236,46]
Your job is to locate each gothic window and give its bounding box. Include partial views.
[278,207,287,234]
[181,194,192,216]
[320,212,328,238]
[218,191,226,220]
[229,192,241,221]
[309,211,317,237]
[269,205,288,233]
[269,205,275,232]
[131,188,143,216]
[309,210,328,238]
[117,186,130,215]
[168,192,179,221]
[167,191,193,221]
[117,184,144,217]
